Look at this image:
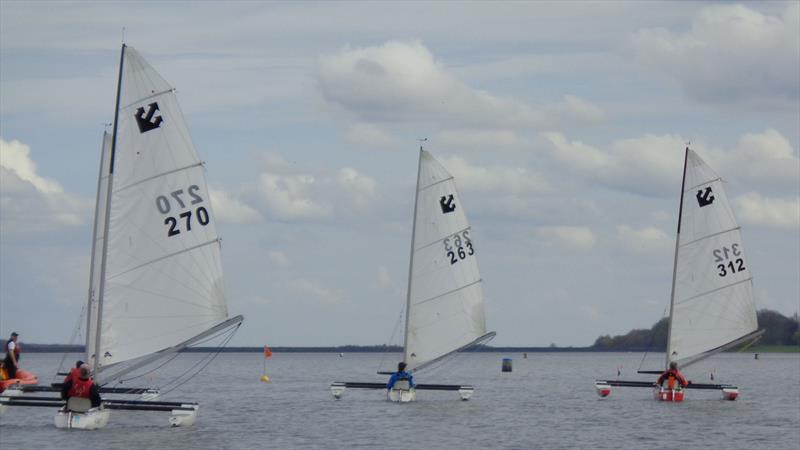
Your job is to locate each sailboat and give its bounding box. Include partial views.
[331,146,495,402]
[0,45,243,428]
[595,147,762,402]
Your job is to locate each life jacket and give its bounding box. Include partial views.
[666,374,676,389]
[5,339,20,360]
[68,377,95,399]
[64,367,81,384]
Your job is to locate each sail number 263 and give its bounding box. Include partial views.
[155,185,210,237]
[713,243,745,277]
[443,230,474,265]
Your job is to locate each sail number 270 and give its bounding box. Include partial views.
[155,185,210,237]
[713,243,745,277]
[443,230,474,265]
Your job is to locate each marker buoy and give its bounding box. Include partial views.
[260,375,270,382]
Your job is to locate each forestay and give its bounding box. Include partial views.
[91,47,232,383]
[668,149,758,367]
[404,150,492,371]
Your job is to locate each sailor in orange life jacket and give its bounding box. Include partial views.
[60,365,102,407]
[656,361,689,389]
[63,360,85,384]
[3,332,20,379]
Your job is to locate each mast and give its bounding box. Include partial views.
[402,146,424,364]
[84,132,109,361]
[92,43,126,375]
[665,146,689,370]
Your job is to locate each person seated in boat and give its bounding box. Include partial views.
[61,365,101,408]
[656,361,688,390]
[386,362,415,390]
[3,332,20,379]
[63,360,86,383]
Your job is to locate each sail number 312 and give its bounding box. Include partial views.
[713,243,745,277]
[155,185,210,237]
[444,230,474,265]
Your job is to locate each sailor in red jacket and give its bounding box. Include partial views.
[656,361,689,389]
[63,360,85,384]
[61,365,101,407]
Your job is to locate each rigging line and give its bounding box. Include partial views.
[159,324,239,396]
[54,304,87,382]
[637,302,670,372]
[114,162,204,193]
[377,305,406,373]
[679,227,741,248]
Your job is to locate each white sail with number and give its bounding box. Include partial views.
[88,45,242,384]
[403,149,494,371]
[667,149,759,368]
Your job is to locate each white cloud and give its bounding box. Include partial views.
[617,225,673,254]
[209,188,261,224]
[439,155,551,194]
[345,123,395,148]
[336,167,378,210]
[631,3,799,110]
[534,226,596,250]
[0,138,90,232]
[733,193,799,230]
[268,251,290,267]
[318,40,603,129]
[287,278,346,305]
[257,173,332,221]
[723,129,800,187]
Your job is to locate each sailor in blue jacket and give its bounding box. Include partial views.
[386,362,415,389]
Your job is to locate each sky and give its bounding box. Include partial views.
[1,1,798,348]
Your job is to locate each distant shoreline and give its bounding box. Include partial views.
[15,344,799,353]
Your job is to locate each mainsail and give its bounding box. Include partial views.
[666,148,759,368]
[403,149,494,372]
[88,45,242,384]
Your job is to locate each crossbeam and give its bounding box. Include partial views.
[330,381,469,391]
[595,379,736,390]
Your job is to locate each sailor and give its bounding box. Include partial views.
[61,365,102,408]
[63,360,86,384]
[386,361,415,390]
[3,332,20,379]
[656,361,688,389]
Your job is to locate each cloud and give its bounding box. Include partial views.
[287,278,346,305]
[336,167,378,210]
[257,173,332,221]
[209,188,261,224]
[617,225,673,254]
[733,193,799,230]
[534,226,596,250]
[723,129,800,188]
[318,40,603,129]
[439,155,551,194]
[0,138,90,232]
[631,3,799,110]
[345,123,395,148]
[268,251,290,267]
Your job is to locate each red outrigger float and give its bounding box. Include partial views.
[0,369,38,392]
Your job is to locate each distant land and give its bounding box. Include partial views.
[15,309,798,353]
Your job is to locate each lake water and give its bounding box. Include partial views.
[1,352,798,449]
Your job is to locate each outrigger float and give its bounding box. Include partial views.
[331,147,494,402]
[593,147,762,402]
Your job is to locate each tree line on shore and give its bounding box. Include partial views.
[592,309,799,350]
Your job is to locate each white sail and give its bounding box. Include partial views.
[85,132,113,361]
[92,46,236,382]
[667,149,758,367]
[403,149,492,371]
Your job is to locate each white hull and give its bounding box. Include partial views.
[387,388,416,403]
[54,408,110,430]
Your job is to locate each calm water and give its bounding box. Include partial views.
[1,352,798,449]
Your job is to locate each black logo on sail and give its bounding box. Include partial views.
[135,102,163,133]
[439,195,456,214]
[696,186,715,207]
